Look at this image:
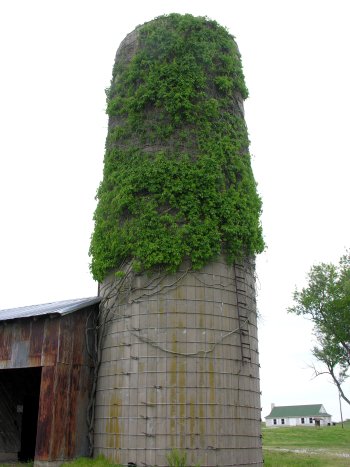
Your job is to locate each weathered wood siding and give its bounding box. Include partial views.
[0,305,97,465]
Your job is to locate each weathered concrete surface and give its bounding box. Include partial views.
[95,257,262,466]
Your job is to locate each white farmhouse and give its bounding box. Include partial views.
[265,404,332,427]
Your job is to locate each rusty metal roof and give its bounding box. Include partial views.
[0,297,101,322]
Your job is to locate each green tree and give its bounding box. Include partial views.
[289,252,350,405]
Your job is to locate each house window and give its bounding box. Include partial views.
[301,418,305,424]
[273,419,277,425]
[281,418,285,425]
[309,418,313,423]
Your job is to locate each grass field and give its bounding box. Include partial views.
[1,423,350,466]
[62,456,120,466]
[0,463,33,467]
[263,420,350,466]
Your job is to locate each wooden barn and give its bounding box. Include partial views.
[0,297,100,466]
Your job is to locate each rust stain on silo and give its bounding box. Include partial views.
[189,399,195,448]
[198,359,205,444]
[178,360,186,448]
[209,359,216,432]
[107,395,122,449]
[169,340,177,444]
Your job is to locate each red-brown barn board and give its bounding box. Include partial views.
[0,301,99,465]
[29,318,45,364]
[50,363,70,460]
[0,325,12,362]
[42,317,59,367]
[58,314,74,365]
[36,365,55,460]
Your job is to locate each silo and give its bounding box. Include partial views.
[90,14,264,467]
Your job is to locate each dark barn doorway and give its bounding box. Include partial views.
[0,367,41,462]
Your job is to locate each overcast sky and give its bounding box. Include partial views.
[1,0,349,422]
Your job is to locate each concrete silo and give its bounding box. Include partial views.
[90,14,264,467]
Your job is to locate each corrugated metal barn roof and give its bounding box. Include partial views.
[0,297,101,322]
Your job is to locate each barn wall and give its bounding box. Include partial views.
[0,306,97,465]
[95,257,262,467]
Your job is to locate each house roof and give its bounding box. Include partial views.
[265,404,331,419]
[0,297,101,322]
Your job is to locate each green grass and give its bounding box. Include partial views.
[3,426,350,467]
[263,421,350,466]
[0,463,33,467]
[263,449,350,466]
[61,451,198,467]
[263,421,350,449]
[0,456,118,467]
[62,455,121,466]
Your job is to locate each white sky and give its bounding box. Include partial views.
[0,0,349,422]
